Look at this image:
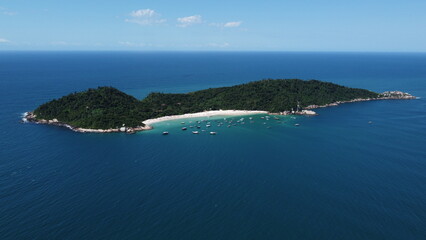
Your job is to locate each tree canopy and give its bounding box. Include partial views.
[34,79,379,129]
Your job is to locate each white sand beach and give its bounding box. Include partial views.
[142,110,269,126]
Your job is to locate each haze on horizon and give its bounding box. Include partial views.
[0,0,425,52]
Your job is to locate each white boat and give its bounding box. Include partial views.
[192,131,199,134]
[210,132,217,135]
[182,127,187,130]
[206,124,211,127]
[162,131,169,135]
[294,123,300,126]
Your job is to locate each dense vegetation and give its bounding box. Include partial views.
[34,87,147,129]
[34,79,379,129]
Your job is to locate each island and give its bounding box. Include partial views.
[23,79,416,133]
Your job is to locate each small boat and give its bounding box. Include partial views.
[206,124,211,127]
[249,117,253,120]
[210,132,217,135]
[196,126,201,129]
[368,121,373,124]
[162,131,169,135]
[181,122,185,124]
[294,123,300,126]
[182,127,187,130]
[192,131,199,134]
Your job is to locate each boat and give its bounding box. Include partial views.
[162,131,169,135]
[182,127,187,130]
[210,132,217,135]
[206,124,211,127]
[196,126,201,129]
[181,122,185,124]
[192,131,199,134]
[294,123,300,126]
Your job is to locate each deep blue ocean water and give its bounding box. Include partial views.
[0,52,425,239]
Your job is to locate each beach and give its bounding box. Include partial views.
[142,110,269,126]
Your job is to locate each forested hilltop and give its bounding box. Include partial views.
[33,79,380,129]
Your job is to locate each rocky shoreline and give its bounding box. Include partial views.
[22,91,416,133]
[304,91,416,110]
[22,112,152,134]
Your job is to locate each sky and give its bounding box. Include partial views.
[0,0,425,51]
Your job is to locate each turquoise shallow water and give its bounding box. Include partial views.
[0,52,425,239]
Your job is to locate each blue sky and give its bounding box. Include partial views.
[0,0,425,51]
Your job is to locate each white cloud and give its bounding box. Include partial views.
[126,9,166,26]
[177,15,202,27]
[130,9,155,18]
[0,6,17,15]
[210,21,243,28]
[207,42,230,48]
[224,21,242,28]
[0,38,10,43]
[118,41,146,47]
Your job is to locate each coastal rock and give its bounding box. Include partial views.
[379,91,416,99]
[22,111,150,134]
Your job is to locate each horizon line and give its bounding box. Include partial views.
[1,50,426,54]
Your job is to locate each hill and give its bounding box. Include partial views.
[31,79,381,130]
[33,87,147,129]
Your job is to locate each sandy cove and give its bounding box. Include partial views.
[23,110,268,133]
[142,110,269,126]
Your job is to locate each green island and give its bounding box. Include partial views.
[24,79,415,133]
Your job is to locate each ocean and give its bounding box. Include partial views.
[0,52,425,239]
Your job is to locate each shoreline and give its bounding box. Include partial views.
[22,112,152,133]
[23,91,417,133]
[304,92,417,110]
[142,110,269,126]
